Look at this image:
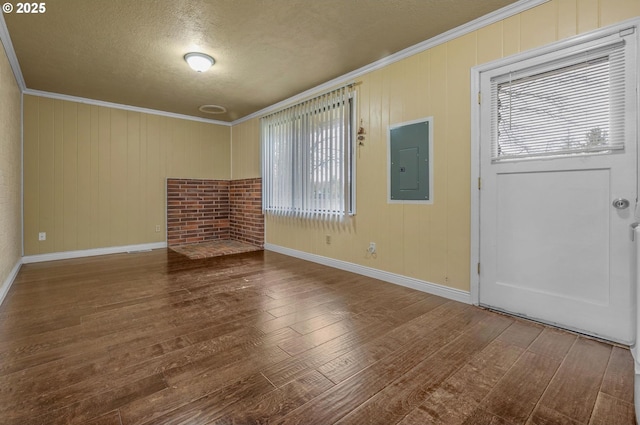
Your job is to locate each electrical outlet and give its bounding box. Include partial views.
[368,242,376,254]
[38,232,46,241]
[325,235,331,245]
[155,225,161,232]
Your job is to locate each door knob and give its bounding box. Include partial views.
[612,198,630,209]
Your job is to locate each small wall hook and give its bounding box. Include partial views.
[357,119,366,145]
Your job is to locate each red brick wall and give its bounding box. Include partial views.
[167,179,230,246]
[230,178,264,248]
[166,178,264,248]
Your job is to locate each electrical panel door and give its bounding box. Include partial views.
[389,120,430,201]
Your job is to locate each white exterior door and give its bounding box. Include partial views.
[477,27,638,344]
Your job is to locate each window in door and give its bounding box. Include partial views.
[490,40,628,161]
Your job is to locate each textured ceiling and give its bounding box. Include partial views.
[4,0,518,122]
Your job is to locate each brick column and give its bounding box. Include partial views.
[229,178,264,248]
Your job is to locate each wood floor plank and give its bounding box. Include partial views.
[257,304,338,334]
[88,288,191,316]
[600,346,635,404]
[119,347,289,425]
[263,299,476,389]
[0,310,188,375]
[0,315,188,377]
[441,339,525,404]
[277,314,376,356]
[317,296,453,385]
[265,281,419,319]
[349,294,448,328]
[0,312,82,342]
[536,337,611,424]
[272,309,502,425]
[496,320,544,349]
[161,327,297,386]
[526,405,583,425]
[396,387,479,425]
[7,275,175,311]
[0,334,190,415]
[182,311,283,344]
[527,327,577,361]
[83,411,123,425]
[261,314,395,388]
[482,351,562,425]
[286,307,351,332]
[21,373,167,425]
[399,339,524,425]
[0,326,295,420]
[588,392,635,425]
[344,290,433,320]
[209,371,335,425]
[0,249,633,425]
[280,297,444,356]
[81,288,248,325]
[461,408,517,425]
[336,314,513,425]
[1,348,172,420]
[140,372,276,425]
[397,337,527,425]
[0,283,296,375]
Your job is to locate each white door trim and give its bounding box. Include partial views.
[470,17,640,306]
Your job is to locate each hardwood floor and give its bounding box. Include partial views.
[0,249,635,425]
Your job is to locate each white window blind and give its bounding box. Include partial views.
[261,85,355,217]
[490,40,627,161]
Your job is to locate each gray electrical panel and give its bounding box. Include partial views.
[390,120,430,201]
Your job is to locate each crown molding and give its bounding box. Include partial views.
[0,12,25,90]
[232,0,550,125]
[23,89,232,126]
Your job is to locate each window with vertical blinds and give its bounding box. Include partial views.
[490,40,627,161]
[261,85,355,217]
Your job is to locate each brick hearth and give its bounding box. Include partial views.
[166,178,264,248]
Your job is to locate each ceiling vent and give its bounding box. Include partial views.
[198,104,227,114]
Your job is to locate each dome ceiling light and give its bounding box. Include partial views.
[184,52,215,72]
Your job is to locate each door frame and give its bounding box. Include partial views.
[470,18,640,307]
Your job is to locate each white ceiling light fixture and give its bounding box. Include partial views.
[184,52,215,72]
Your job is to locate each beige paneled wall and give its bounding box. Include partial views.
[23,95,231,256]
[232,0,640,292]
[0,42,22,287]
[231,118,261,179]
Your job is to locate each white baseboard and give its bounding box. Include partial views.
[635,372,640,425]
[0,260,22,307]
[631,345,640,424]
[22,242,168,264]
[264,243,471,304]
